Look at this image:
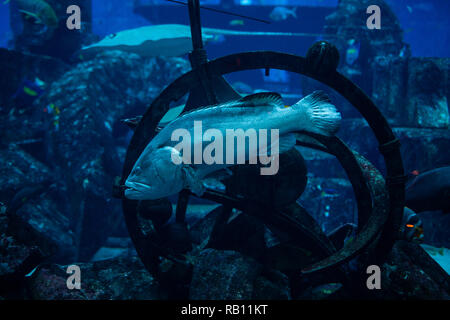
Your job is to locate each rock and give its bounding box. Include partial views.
[28,257,159,300]
[420,212,450,248]
[0,146,75,262]
[0,202,54,299]
[371,55,409,126]
[337,119,450,176]
[406,58,449,128]
[189,249,262,300]
[323,0,406,94]
[191,201,335,275]
[394,127,450,173]
[15,196,76,262]
[319,0,448,130]
[0,146,51,200]
[252,270,291,300]
[34,51,190,260]
[372,56,449,128]
[189,206,222,246]
[11,1,93,61]
[324,0,404,55]
[0,49,69,110]
[378,240,450,299]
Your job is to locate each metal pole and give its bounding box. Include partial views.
[188,0,207,67]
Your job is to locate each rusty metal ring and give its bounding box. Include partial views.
[121,50,405,276]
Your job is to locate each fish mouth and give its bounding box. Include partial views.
[124,180,152,199]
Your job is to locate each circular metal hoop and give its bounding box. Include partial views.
[121,51,405,275]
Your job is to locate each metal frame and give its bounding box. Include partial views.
[120,50,405,275]
[118,0,405,280]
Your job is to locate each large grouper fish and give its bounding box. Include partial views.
[124,91,341,200]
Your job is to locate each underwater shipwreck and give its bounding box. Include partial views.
[0,0,449,300]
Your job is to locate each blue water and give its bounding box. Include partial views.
[0,0,448,300]
[0,0,448,57]
[92,0,149,37]
[386,0,450,57]
[0,2,10,48]
[0,0,450,57]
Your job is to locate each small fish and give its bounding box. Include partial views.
[229,19,244,26]
[9,0,58,28]
[345,40,360,66]
[269,7,297,22]
[121,116,143,130]
[43,103,60,130]
[211,34,226,44]
[399,45,408,57]
[25,265,39,277]
[34,77,45,88]
[44,103,60,115]
[401,207,424,242]
[23,86,38,96]
[124,91,341,200]
[320,190,339,198]
[12,78,44,105]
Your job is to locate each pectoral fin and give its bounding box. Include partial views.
[204,168,233,181]
[182,166,205,197]
[259,133,296,156]
[278,133,296,153]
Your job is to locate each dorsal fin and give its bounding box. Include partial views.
[176,92,282,119]
[239,92,284,107]
[299,90,332,106]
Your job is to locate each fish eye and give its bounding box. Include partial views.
[133,166,142,175]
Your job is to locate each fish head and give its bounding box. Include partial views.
[124,146,185,200]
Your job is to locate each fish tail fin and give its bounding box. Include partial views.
[293,91,341,136]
